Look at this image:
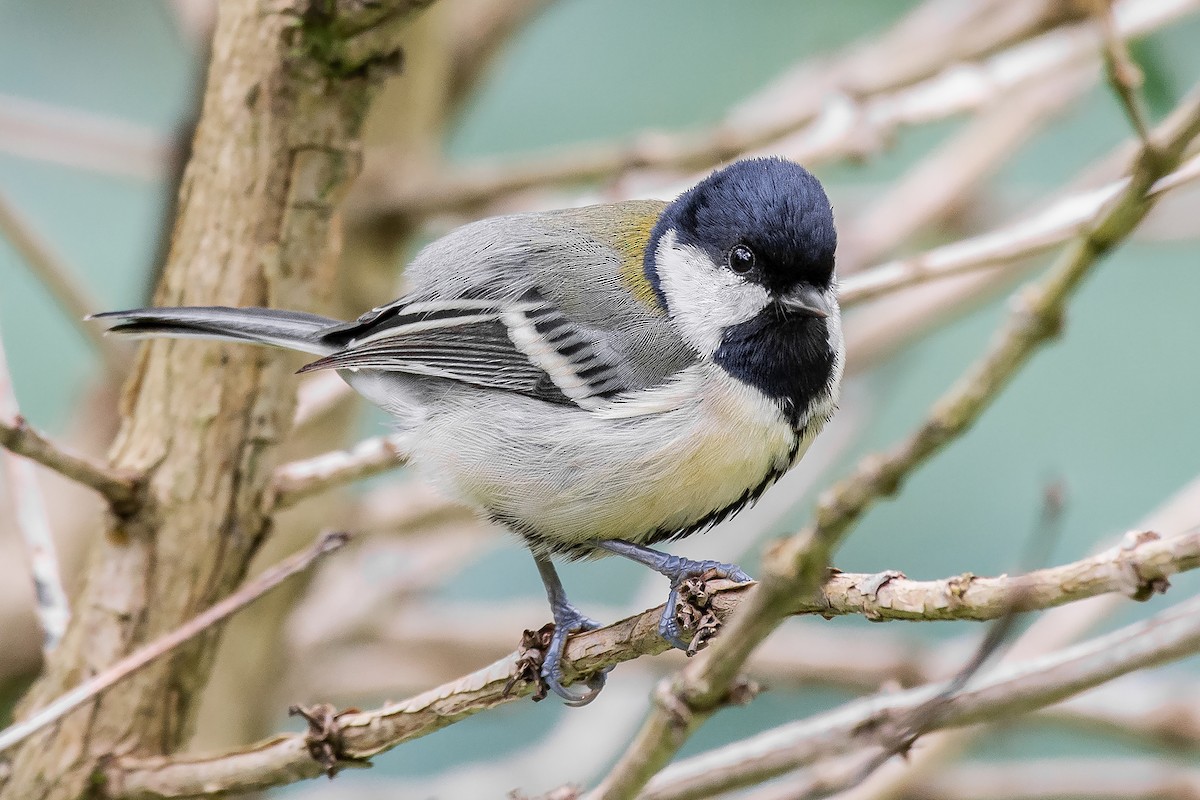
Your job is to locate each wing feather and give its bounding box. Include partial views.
[303,291,632,409]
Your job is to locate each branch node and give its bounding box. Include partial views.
[724,676,762,707]
[289,702,369,778]
[675,574,732,655]
[505,624,554,702]
[652,680,695,729]
[945,572,977,607]
[1119,530,1171,600]
[857,570,906,621]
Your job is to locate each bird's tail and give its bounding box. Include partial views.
[91,306,342,357]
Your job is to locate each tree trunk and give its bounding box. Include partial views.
[189,3,457,754]
[0,2,418,797]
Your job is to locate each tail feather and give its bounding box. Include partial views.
[92,306,342,356]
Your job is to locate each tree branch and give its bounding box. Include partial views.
[271,433,409,510]
[0,92,172,181]
[899,758,1200,800]
[100,519,1200,798]
[351,0,1099,221]
[639,592,1200,800]
[0,532,349,757]
[0,322,71,651]
[352,0,1198,223]
[838,149,1200,307]
[1094,0,1152,143]
[0,414,140,515]
[0,0,435,795]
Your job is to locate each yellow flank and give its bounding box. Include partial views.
[613,201,667,312]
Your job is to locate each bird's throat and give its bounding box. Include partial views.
[712,313,836,429]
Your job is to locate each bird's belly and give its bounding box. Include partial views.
[415,369,804,553]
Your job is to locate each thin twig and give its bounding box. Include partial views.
[902,758,1200,800]
[101,521,1200,799]
[0,189,126,373]
[354,0,1196,222]
[1094,0,1152,143]
[838,150,1200,307]
[271,434,409,510]
[0,320,70,652]
[0,92,172,180]
[0,415,140,514]
[0,531,350,756]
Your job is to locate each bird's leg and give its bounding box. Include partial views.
[595,539,752,652]
[532,554,609,706]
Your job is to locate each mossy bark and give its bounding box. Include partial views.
[0,2,421,797]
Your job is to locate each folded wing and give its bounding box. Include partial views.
[304,291,629,410]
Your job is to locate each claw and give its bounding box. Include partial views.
[656,558,751,652]
[540,606,609,706]
[529,554,613,705]
[659,585,692,651]
[596,540,753,655]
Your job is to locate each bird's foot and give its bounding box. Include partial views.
[507,605,610,706]
[657,558,752,654]
[594,540,752,654]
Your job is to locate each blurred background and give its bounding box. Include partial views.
[2,1,1200,797]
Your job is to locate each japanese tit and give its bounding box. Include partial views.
[95,157,843,705]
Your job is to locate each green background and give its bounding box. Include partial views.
[1,1,1198,794]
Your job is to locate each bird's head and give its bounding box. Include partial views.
[644,158,841,420]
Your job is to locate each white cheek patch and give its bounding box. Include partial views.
[654,230,771,356]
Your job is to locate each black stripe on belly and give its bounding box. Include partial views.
[495,431,804,560]
[641,433,801,548]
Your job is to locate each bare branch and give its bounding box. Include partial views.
[0,321,70,651]
[1094,0,1152,143]
[352,0,1096,220]
[353,0,1197,223]
[1041,675,1200,752]
[839,149,1200,307]
[271,433,409,510]
[0,531,350,757]
[0,188,127,373]
[102,519,1200,798]
[446,0,555,109]
[292,371,354,428]
[901,758,1200,800]
[640,593,1200,800]
[0,92,173,180]
[0,414,139,514]
[836,66,1095,271]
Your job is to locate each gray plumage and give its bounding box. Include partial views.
[96,157,844,704]
[96,171,842,558]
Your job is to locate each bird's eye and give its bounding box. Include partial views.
[728,244,756,274]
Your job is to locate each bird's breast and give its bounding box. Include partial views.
[413,365,826,556]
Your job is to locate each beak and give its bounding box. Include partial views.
[777,285,831,319]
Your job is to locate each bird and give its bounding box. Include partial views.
[94,156,843,706]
